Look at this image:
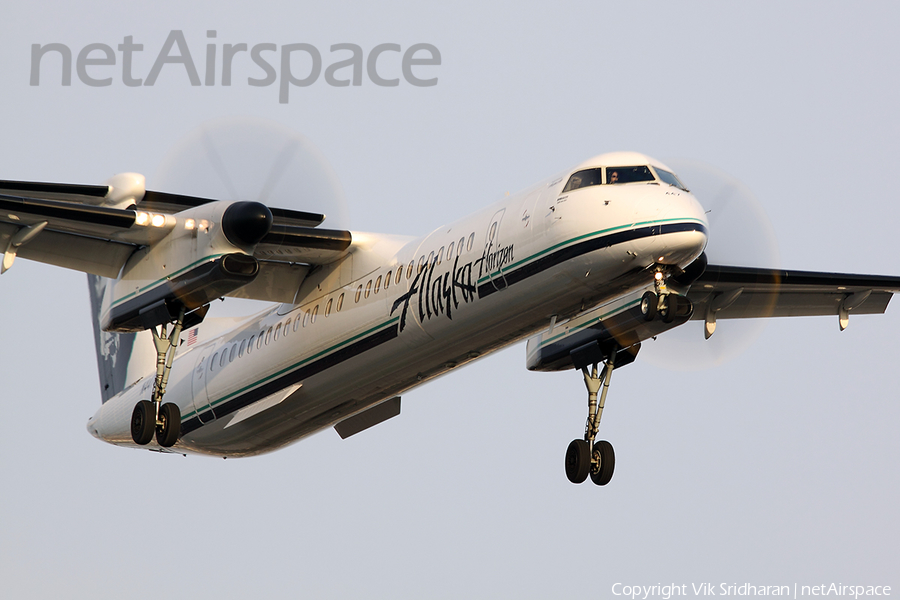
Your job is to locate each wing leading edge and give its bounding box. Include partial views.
[0,177,351,303]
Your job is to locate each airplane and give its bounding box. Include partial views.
[3,150,899,486]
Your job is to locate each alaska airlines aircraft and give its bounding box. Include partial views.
[2,151,898,486]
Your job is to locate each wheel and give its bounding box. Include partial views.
[565,439,591,484]
[156,402,181,447]
[590,440,616,486]
[640,291,657,321]
[660,294,678,323]
[131,400,156,445]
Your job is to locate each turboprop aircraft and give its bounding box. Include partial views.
[2,151,899,486]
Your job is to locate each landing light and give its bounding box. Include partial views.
[135,211,149,225]
[184,218,196,230]
[151,214,166,227]
[654,272,663,281]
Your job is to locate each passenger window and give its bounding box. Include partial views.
[458,237,465,254]
[384,271,391,290]
[355,284,363,302]
[396,268,403,285]
[407,261,414,279]
[417,256,425,274]
[293,315,300,332]
[211,352,218,371]
[229,344,236,362]
[325,298,333,317]
[257,331,264,349]
[239,339,246,357]
[447,242,454,259]
[274,323,281,341]
[220,351,227,367]
[248,335,255,353]
[337,293,344,312]
[265,327,272,345]
[365,280,372,298]
[283,319,290,337]
[374,275,382,294]
[303,311,309,327]
[437,247,445,265]
[311,305,318,324]
[467,233,474,251]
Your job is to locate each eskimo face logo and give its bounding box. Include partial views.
[30,30,441,104]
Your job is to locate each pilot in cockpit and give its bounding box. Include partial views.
[608,170,619,184]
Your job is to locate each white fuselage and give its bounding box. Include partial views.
[87,152,709,456]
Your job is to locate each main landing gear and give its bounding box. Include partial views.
[565,353,616,486]
[131,307,185,448]
[565,267,694,486]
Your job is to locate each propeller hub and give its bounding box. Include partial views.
[222,201,273,247]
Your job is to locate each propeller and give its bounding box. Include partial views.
[153,116,349,229]
[638,159,781,371]
[152,116,350,316]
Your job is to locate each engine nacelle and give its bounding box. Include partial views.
[100,201,272,332]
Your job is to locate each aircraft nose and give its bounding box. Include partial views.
[86,415,101,440]
[651,190,708,268]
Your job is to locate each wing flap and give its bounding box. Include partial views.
[17,230,135,278]
[225,261,312,303]
[0,179,109,203]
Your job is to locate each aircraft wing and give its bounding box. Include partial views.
[687,265,900,331]
[0,178,350,302]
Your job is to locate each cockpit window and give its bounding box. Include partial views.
[562,168,603,193]
[606,166,655,184]
[653,167,689,191]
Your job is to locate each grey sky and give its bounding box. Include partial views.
[1,2,898,598]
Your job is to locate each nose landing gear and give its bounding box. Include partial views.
[641,290,690,323]
[565,353,617,486]
[641,266,694,324]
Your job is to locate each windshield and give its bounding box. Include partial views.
[606,166,655,184]
[654,167,689,191]
[562,168,603,193]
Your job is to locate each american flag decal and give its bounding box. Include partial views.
[187,328,199,346]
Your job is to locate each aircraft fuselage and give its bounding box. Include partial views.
[87,152,709,456]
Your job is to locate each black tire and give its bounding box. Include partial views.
[640,291,657,321]
[131,400,156,445]
[565,439,591,484]
[156,402,181,448]
[660,294,678,323]
[590,440,615,486]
